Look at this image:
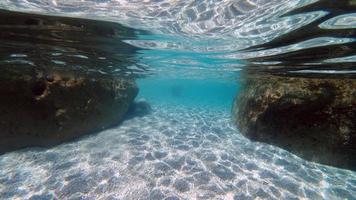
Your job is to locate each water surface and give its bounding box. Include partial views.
[0,0,355,199]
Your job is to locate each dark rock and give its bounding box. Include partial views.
[232,74,356,170]
[0,10,139,154]
[126,99,152,119]
[0,66,137,154]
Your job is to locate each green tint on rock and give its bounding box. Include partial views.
[0,67,138,154]
[0,9,140,153]
[233,74,356,170]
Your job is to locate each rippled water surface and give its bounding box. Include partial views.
[0,0,355,199]
[1,0,355,77]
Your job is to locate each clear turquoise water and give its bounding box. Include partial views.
[137,78,238,110]
[0,0,355,199]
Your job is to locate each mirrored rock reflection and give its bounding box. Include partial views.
[0,9,147,153]
[0,6,355,200]
[0,9,146,77]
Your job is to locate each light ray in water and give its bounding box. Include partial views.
[0,1,355,200]
[0,105,355,199]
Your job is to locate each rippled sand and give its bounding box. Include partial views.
[0,105,355,200]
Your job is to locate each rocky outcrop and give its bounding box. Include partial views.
[0,68,138,153]
[232,74,356,170]
[0,9,141,153]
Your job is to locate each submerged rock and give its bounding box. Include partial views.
[0,9,140,153]
[232,74,356,170]
[126,99,152,119]
[0,69,138,153]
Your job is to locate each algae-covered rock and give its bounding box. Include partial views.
[232,74,356,170]
[0,68,138,153]
[0,9,140,153]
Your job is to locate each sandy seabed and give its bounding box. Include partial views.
[0,104,355,200]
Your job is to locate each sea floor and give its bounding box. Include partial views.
[0,105,355,200]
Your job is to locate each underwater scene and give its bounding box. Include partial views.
[0,0,355,199]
